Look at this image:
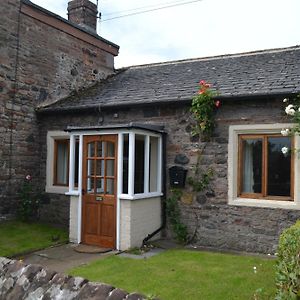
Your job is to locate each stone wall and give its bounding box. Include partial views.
[38,97,300,253]
[0,0,117,216]
[0,257,146,299]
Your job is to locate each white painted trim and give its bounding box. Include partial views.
[157,136,163,193]
[65,191,80,196]
[46,131,70,194]
[118,192,163,200]
[128,132,135,197]
[116,133,124,250]
[228,123,300,210]
[69,134,75,192]
[68,129,161,137]
[144,135,150,194]
[77,134,83,243]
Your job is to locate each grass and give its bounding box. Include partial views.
[69,249,276,300]
[0,221,68,257]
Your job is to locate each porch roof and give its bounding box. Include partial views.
[65,123,165,134]
[38,46,300,114]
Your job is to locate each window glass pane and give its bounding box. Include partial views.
[122,134,129,194]
[56,141,68,185]
[106,160,115,177]
[149,136,159,192]
[241,138,262,193]
[107,142,115,157]
[88,142,95,157]
[87,177,94,194]
[96,178,104,194]
[87,159,94,176]
[135,135,145,194]
[96,141,104,157]
[106,178,114,195]
[96,160,104,176]
[267,137,291,196]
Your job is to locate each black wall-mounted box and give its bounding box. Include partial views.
[169,166,187,188]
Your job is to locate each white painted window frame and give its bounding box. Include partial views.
[228,123,300,210]
[118,131,163,200]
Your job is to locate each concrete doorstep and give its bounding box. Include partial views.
[20,243,118,274]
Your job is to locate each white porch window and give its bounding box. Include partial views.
[120,132,162,199]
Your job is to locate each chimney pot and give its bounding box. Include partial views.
[68,0,98,32]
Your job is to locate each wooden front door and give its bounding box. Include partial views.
[82,135,117,248]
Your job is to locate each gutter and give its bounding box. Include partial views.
[36,92,298,115]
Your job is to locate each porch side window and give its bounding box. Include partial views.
[134,135,145,194]
[149,136,159,192]
[238,134,293,200]
[121,132,162,197]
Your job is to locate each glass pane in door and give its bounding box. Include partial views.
[106,160,115,177]
[107,142,115,157]
[106,178,114,195]
[88,142,95,157]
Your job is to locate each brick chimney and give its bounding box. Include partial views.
[68,0,98,32]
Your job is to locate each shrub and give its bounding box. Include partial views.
[275,221,300,300]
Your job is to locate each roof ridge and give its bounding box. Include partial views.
[120,45,300,70]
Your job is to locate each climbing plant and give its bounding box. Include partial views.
[187,145,213,193]
[190,80,220,138]
[166,189,188,244]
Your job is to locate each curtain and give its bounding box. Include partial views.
[242,141,254,193]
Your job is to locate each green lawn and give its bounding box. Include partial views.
[69,249,276,300]
[0,221,68,257]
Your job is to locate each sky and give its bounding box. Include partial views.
[31,0,300,68]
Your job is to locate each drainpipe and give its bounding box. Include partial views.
[142,132,167,246]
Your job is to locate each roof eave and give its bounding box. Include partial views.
[36,91,297,115]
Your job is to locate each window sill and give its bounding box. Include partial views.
[119,192,163,200]
[65,190,80,196]
[229,197,300,210]
[46,185,69,195]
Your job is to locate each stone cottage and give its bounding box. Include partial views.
[2,0,300,253]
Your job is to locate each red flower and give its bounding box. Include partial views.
[199,80,206,85]
[215,100,221,108]
[198,89,205,95]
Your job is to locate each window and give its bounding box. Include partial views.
[238,134,293,200]
[53,139,79,186]
[134,135,145,194]
[228,124,300,210]
[121,132,162,198]
[46,131,80,194]
[54,139,69,186]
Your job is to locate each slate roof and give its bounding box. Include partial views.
[39,46,300,113]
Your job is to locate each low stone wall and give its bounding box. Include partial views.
[0,257,147,300]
